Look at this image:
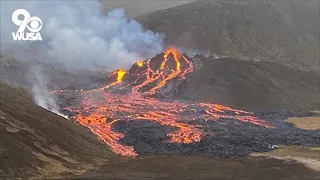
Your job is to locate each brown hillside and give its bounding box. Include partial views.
[137,0,319,71]
[0,81,114,179]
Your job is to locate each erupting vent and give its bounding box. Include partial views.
[53,47,271,156]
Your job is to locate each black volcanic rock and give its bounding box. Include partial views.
[112,111,320,157]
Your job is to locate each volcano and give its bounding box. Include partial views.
[53,47,319,157]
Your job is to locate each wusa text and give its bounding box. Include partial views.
[12,9,42,41]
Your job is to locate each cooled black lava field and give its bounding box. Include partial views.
[112,110,320,157]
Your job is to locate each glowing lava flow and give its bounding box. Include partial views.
[55,47,271,156]
[105,69,126,88]
[131,47,191,95]
[136,60,143,67]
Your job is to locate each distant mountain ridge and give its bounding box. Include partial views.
[136,0,319,71]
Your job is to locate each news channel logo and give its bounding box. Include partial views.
[12,9,42,41]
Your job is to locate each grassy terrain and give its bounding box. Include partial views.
[252,146,320,172]
[285,111,320,130]
[66,155,320,180]
[252,112,320,172]
[0,81,115,179]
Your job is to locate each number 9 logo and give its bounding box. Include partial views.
[12,9,42,33]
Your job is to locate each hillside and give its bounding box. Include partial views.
[68,155,320,180]
[0,81,114,179]
[176,55,319,110]
[101,0,194,18]
[137,0,319,71]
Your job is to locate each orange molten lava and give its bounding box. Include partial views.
[105,69,126,88]
[55,47,271,157]
[136,60,143,67]
[116,69,126,82]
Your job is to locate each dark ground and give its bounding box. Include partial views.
[111,110,320,157]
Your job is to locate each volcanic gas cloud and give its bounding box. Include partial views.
[53,47,271,156]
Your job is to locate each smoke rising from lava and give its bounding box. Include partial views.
[28,67,66,118]
[1,0,164,70]
[0,0,164,116]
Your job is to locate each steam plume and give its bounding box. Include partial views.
[0,0,164,69]
[28,67,67,118]
[0,0,164,116]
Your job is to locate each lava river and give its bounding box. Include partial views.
[53,47,271,156]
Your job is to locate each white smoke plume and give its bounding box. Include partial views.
[28,66,67,118]
[0,0,164,116]
[0,0,164,69]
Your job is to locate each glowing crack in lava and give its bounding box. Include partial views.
[54,47,271,156]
